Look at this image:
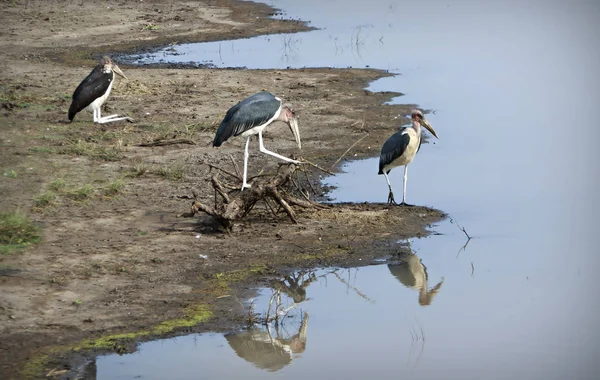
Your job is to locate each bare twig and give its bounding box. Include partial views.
[202,161,241,180]
[299,159,335,175]
[228,154,242,180]
[451,218,471,241]
[451,218,473,258]
[138,138,196,147]
[471,261,475,277]
[330,132,369,170]
[290,176,311,202]
[302,169,318,195]
[263,198,279,218]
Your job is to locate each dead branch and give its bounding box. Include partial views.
[138,138,196,147]
[266,186,297,223]
[180,163,324,230]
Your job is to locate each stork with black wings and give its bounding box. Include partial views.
[213,91,302,190]
[68,56,132,124]
[378,110,438,206]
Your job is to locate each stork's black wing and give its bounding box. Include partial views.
[68,66,112,121]
[213,91,281,147]
[378,129,411,175]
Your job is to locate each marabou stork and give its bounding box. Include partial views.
[68,56,132,124]
[378,110,438,206]
[212,91,301,190]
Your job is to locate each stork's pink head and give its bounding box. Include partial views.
[99,55,127,79]
[411,109,438,139]
[282,104,296,122]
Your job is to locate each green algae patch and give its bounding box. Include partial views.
[75,304,213,352]
[211,264,269,295]
[76,331,151,352]
[152,304,213,335]
[20,353,52,379]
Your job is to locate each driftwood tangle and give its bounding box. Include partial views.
[180,164,327,230]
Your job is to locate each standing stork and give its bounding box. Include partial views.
[378,110,438,206]
[68,56,132,124]
[212,91,302,190]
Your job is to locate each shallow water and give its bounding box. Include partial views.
[98,0,599,378]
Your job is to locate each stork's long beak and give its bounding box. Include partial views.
[289,116,301,149]
[113,65,128,80]
[421,117,438,139]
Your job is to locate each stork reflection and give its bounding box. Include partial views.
[388,250,444,306]
[225,312,309,372]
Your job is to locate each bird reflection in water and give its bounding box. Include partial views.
[270,270,318,304]
[225,311,309,372]
[388,250,444,306]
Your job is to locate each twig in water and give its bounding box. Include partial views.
[456,239,471,258]
[330,131,369,170]
[471,261,475,277]
[451,217,473,258]
[451,218,471,241]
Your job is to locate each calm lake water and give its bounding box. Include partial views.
[99,0,599,378]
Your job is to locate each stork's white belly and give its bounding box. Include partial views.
[383,129,420,172]
[85,76,114,112]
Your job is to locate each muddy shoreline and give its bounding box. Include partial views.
[0,1,445,378]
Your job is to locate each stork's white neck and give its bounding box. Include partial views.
[411,120,422,134]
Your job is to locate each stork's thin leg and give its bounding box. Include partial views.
[400,165,414,207]
[95,108,133,124]
[241,137,252,191]
[383,172,397,205]
[258,132,301,164]
[403,165,408,204]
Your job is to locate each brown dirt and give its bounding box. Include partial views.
[0,1,445,378]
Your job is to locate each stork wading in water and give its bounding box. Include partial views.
[68,56,132,124]
[212,91,302,190]
[378,110,438,206]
